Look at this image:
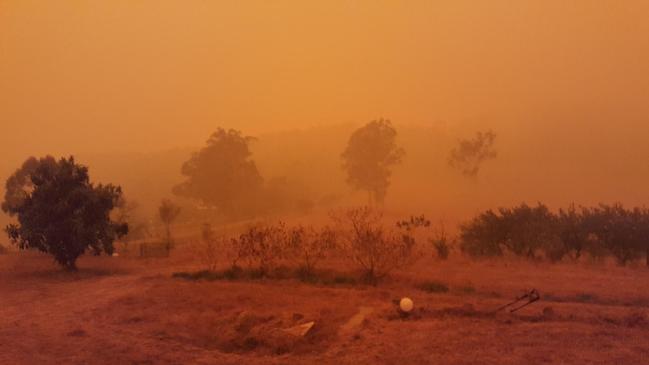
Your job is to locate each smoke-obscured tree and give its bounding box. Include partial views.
[1,156,128,270]
[173,128,263,219]
[449,130,497,177]
[112,197,150,244]
[158,199,181,251]
[341,119,404,205]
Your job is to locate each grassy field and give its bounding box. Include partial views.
[2,249,649,364]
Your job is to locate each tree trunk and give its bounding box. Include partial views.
[165,224,171,253]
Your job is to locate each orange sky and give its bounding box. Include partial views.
[2,1,648,159]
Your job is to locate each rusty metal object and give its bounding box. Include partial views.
[495,289,540,313]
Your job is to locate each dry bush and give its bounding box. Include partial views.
[429,222,452,260]
[333,207,418,284]
[231,222,287,275]
[283,225,338,277]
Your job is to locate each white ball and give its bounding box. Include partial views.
[399,297,414,313]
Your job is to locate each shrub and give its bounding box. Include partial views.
[231,222,286,275]
[432,239,450,260]
[284,225,338,277]
[429,222,451,260]
[334,207,417,284]
[459,203,558,259]
[458,202,649,266]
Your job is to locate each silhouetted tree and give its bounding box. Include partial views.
[584,204,642,265]
[173,128,263,219]
[632,207,649,267]
[556,205,591,260]
[341,119,404,205]
[158,199,181,251]
[459,203,557,259]
[2,156,128,270]
[449,130,497,177]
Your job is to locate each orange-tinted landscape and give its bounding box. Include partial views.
[1,1,649,364]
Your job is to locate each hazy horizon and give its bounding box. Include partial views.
[2,1,649,229]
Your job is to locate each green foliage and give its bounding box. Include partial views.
[2,156,128,270]
[341,119,404,204]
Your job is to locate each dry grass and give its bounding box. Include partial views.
[3,249,649,364]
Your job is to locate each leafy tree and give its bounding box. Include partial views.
[459,209,507,257]
[2,156,128,270]
[449,130,497,177]
[113,197,150,245]
[631,207,649,267]
[158,199,181,251]
[173,128,263,219]
[341,119,404,205]
[584,204,641,265]
[556,205,591,260]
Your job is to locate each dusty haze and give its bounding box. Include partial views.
[2,1,649,231]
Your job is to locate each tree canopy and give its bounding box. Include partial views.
[173,128,263,219]
[2,156,127,270]
[341,119,404,204]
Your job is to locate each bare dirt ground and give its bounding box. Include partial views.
[3,251,649,364]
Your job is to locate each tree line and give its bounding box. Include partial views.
[1,119,496,269]
[460,203,649,266]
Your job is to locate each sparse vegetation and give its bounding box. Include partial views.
[284,225,338,278]
[334,207,418,284]
[231,222,287,275]
[429,222,451,260]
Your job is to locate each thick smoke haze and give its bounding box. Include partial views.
[2,1,649,233]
